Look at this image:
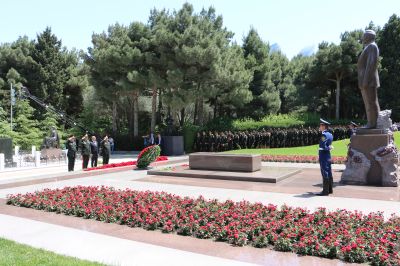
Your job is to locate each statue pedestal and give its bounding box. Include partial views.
[341,129,398,186]
[41,148,63,160]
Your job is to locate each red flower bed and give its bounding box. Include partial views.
[84,156,168,171]
[261,155,347,164]
[7,186,400,265]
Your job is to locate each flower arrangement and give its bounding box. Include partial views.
[136,145,161,169]
[261,155,347,164]
[7,186,400,265]
[83,155,168,171]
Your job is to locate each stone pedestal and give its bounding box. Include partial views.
[341,128,398,186]
[189,153,261,172]
[161,136,184,156]
[40,148,63,159]
[351,132,389,185]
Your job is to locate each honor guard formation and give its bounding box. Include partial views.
[193,125,354,152]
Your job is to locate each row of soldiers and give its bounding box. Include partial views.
[193,126,353,152]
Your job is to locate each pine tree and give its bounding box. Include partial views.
[11,99,42,149]
[31,27,70,110]
[378,14,400,121]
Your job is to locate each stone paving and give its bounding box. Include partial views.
[0,158,398,265]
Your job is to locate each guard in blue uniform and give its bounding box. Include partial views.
[348,121,358,137]
[317,118,334,196]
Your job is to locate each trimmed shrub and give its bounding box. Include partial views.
[183,123,200,153]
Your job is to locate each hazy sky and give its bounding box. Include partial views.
[1,0,399,58]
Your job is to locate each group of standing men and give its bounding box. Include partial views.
[194,126,353,153]
[143,132,162,147]
[66,134,113,171]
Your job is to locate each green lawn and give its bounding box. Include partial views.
[227,131,400,157]
[0,238,104,266]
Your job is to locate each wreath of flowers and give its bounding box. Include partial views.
[136,145,161,169]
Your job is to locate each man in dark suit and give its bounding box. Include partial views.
[90,135,99,167]
[357,30,380,128]
[66,134,77,172]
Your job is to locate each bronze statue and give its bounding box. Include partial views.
[357,30,380,128]
[42,126,60,149]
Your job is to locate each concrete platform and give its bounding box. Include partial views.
[147,165,301,183]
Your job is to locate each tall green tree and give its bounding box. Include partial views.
[377,14,400,121]
[30,27,70,110]
[308,30,362,120]
[241,28,280,119]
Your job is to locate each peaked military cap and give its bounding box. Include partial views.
[320,118,331,125]
[350,121,359,127]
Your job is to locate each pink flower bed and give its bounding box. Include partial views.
[7,186,400,265]
[84,156,168,171]
[261,155,347,164]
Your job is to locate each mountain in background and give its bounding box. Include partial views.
[270,43,281,53]
[299,45,316,56]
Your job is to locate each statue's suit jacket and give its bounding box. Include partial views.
[357,42,380,89]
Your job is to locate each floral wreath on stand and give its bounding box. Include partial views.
[136,145,161,169]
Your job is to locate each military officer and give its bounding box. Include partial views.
[100,135,111,165]
[80,134,91,169]
[317,118,334,196]
[348,121,358,137]
[66,134,77,172]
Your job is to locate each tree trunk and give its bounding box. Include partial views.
[132,91,139,137]
[112,100,117,135]
[180,108,185,127]
[157,88,162,124]
[194,99,198,124]
[127,97,134,135]
[197,97,204,126]
[335,74,341,120]
[213,98,217,119]
[151,87,157,133]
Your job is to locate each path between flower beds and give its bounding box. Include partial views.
[0,158,180,190]
[7,186,400,265]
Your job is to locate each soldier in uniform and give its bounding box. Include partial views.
[214,132,221,152]
[260,129,267,148]
[209,131,215,152]
[227,131,233,151]
[201,131,207,151]
[313,127,319,145]
[204,131,210,152]
[348,122,358,137]
[277,128,284,148]
[233,132,240,149]
[317,119,334,196]
[194,132,201,152]
[269,129,275,148]
[266,131,271,148]
[80,134,91,169]
[100,135,111,165]
[66,134,77,172]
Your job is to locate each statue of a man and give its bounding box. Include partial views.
[357,29,380,128]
